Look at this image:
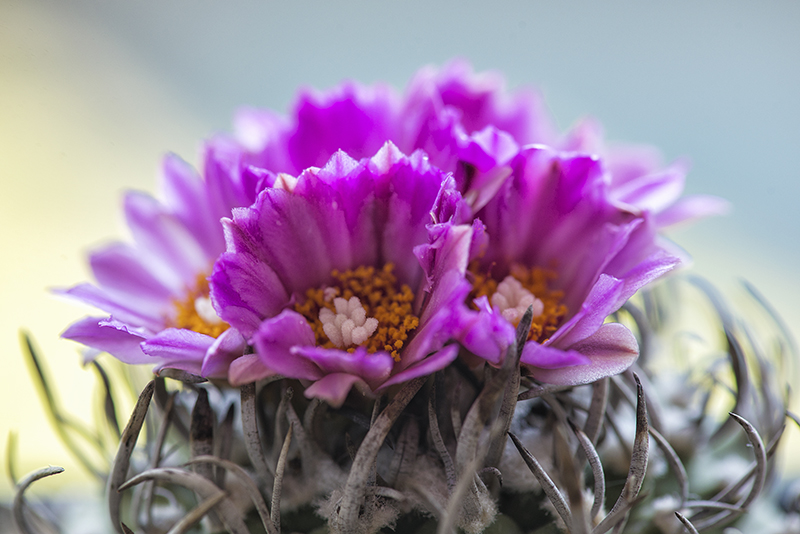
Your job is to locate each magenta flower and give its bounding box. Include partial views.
[235,81,402,175]
[207,143,469,406]
[446,145,680,385]
[59,60,725,395]
[60,140,263,374]
[404,60,730,227]
[233,60,534,197]
[234,59,727,228]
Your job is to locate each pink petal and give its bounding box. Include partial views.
[141,328,215,375]
[252,310,321,381]
[228,354,278,386]
[89,242,175,305]
[610,165,686,213]
[124,191,208,287]
[58,284,163,330]
[553,251,679,348]
[201,328,248,378]
[531,323,639,385]
[290,345,393,390]
[457,296,515,366]
[61,316,150,365]
[303,373,366,408]
[379,344,459,390]
[654,194,732,228]
[211,250,289,337]
[521,343,591,370]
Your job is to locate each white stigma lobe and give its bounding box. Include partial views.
[319,296,379,348]
[491,276,544,323]
[194,297,224,325]
[323,287,339,302]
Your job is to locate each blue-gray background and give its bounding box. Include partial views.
[2,0,799,492]
[19,0,796,265]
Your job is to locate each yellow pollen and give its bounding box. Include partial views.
[167,273,229,338]
[469,263,568,344]
[292,264,419,362]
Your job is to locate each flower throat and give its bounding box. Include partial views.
[470,263,567,344]
[293,264,419,362]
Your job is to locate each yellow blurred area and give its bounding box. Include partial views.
[0,1,209,497]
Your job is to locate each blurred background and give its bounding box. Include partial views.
[2,0,799,500]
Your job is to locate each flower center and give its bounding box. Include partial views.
[491,276,545,323]
[319,296,379,348]
[293,264,419,362]
[469,263,567,344]
[168,273,229,338]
